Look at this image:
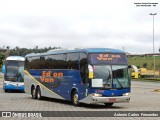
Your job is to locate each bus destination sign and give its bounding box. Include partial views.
[97,54,121,61]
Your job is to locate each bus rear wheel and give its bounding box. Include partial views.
[104,103,114,107]
[31,87,37,99]
[36,87,42,100]
[72,91,79,106]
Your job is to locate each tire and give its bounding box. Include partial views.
[71,91,79,106]
[4,89,8,93]
[104,103,114,107]
[31,87,37,99]
[36,87,42,100]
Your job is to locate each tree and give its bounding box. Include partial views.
[143,63,147,68]
[6,46,10,50]
[4,48,10,58]
[0,52,5,68]
[6,46,61,56]
[16,46,19,50]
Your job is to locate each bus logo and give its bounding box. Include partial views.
[40,71,63,83]
[2,112,11,118]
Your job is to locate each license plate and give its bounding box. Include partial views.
[109,98,116,102]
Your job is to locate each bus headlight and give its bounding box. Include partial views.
[92,93,102,97]
[123,93,130,96]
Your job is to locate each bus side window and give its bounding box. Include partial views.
[67,53,79,70]
[46,55,54,69]
[44,56,52,69]
[80,53,88,83]
[26,57,32,69]
[25,58,28,70]
[46,54,62,69]
[61,54,67,69]
[28,56,40,69]
[40,56,45,69]
[54,54,62,69]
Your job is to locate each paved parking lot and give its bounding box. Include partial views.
[0,72,160,119]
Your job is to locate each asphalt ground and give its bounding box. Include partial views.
[0,73,160,120]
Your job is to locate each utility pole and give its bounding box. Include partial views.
[150,13,157,77]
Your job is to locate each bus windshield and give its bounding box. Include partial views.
[6,66,18,77]
[6,60,18,66]
[92,65,130,89]
[88,53,130,89]
[5,61,24,82]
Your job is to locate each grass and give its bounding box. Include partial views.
[132,78,160,82]
[128,56,160,70]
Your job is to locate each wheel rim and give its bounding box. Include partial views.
[32,89,36,98]
[37,91,40,99]
[73,94,78,105]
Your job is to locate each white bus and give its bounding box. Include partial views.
[2,56,25,92]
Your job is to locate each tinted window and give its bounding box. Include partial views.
[26,53,80,70]
[80,53,88,83]
[54,54,62,69]
[45,54,61,69]
[19,61,24,67]
[67,53,79,70]
[61,54,67,69]
[6,66,18,77]
[39,56,46,69]
[26,56,40,69]
[44,56,52,69]
[6,61,18,66]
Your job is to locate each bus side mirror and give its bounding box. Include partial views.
[88,65,94,79]
[2,65,5,74]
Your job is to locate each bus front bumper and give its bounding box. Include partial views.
[4,84,24,91]
[79,94,130,104]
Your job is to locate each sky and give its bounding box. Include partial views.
[0,0,160,54]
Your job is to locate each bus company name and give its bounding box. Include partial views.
[97,54,121,61]
[40,71,63,83]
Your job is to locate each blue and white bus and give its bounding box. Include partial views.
[24,48,131,106]
[2,56,25,92]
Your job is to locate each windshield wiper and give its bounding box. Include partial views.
[113,78,124,89]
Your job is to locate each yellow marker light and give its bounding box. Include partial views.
[88,65,94,79]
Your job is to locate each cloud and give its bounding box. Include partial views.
[0,0,160,53]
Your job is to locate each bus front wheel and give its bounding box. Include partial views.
[31,87,37,99]
[72,91,79,106]
[4,89,8,93]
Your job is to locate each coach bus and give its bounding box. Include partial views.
[24,48,131,106]
[2,56,25,92]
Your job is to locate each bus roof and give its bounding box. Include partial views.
[6,56,25,61]
[25,48,125,57]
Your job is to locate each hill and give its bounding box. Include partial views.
[128,56,160,70]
